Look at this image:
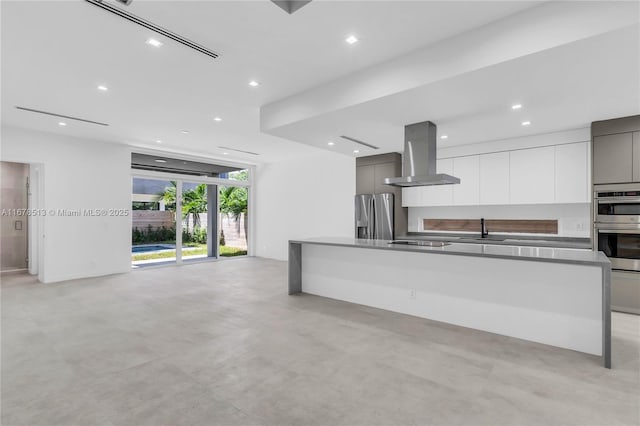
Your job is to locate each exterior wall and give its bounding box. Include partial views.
[132,210,175,231]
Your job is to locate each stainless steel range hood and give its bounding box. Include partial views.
[384,121,460,187]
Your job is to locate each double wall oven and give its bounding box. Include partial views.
[594,184,640,314]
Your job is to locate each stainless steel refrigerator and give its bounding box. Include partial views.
[355,193,394,240]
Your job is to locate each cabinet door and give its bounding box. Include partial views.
[453,156,479,205]
[356,165,374,195]
[555,143,588,203]
[422,158,454,206]
[373,162,396,194]
[510,146,555,204]
[479,152,509,205]
[402,187,421,207]
[633,132,640,182]
[593,133,633,184]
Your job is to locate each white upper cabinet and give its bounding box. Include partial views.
[479,152,510,205]
[555,142,589,203]
[452,156,480,205]
[421,158,454,206]
[401,187,421,207]
[509,146,555,204]
[402,142,589,207]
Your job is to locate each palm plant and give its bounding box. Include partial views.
[183,184,208,231]
[219,185,248,242]
[160,182,208,233]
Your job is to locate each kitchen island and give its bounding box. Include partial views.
[289,237,612,368]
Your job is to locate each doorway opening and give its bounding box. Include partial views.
[1,161,29,273]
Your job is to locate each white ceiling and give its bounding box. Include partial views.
[261,1,640,156]
[1,0,546,163]
[266,24,640,155]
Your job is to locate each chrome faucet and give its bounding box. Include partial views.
[480,218,488,238]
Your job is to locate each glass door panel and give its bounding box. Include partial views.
[131,177,177,268]
[181,181,217,262]
[218,184,248,257]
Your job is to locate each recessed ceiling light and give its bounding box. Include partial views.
[345,35,359,44]
[248,80,260,87]
[155,159,167,163]
[327,141,335,146]
[97,85,108,92]
[223,152,229,155]
[521,121,531,126]
[156,139,162,144]
[353,149,359,154]
[440,135,448,140]
[58,122,67,126]
[213,117,222,122]
[180,130,190,134]
[146,38,163,48]
[512,104,522,110]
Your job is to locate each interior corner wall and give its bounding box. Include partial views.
[1,126,131,283]
[254,150,355,261]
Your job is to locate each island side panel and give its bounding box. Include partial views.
[603,266,611,368]
[288,242,302,294]
[301,244,604,358]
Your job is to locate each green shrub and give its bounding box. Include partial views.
[131,225,178,244]
[193,227,207,244]
[131,225,211,245]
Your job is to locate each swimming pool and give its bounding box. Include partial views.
[132,244,174,253]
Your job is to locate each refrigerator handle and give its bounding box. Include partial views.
[368,196,375,239]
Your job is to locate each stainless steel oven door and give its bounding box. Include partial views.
[596,197,640,224]
[595,225,640,271]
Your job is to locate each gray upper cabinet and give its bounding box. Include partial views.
[355,153,407,236]
[634,132,640,182]
[593,133,633,184]
[373,162,397,195]
[356,165,375,194]
[356,153,402,195]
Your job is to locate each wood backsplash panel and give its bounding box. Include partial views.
[424,219,558,234]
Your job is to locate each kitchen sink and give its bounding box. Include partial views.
[388,240,450,247]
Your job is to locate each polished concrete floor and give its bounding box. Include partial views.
[2,258,639,426]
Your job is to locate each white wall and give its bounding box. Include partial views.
[1,126,131,283]
[255,150,355,260]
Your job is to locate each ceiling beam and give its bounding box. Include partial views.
[271,1,312,15]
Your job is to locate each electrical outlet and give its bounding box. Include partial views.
[575,222,584,231]
[409,289,416,300]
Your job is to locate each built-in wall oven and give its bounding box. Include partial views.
[595,184,640,314]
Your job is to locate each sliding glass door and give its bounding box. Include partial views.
[181,181,217,262]
[131,177,178,268]
[218,184,248,257]
[131,162,251,267]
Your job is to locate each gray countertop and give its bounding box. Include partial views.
[290,237,610,268]
[401,232,592,249]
